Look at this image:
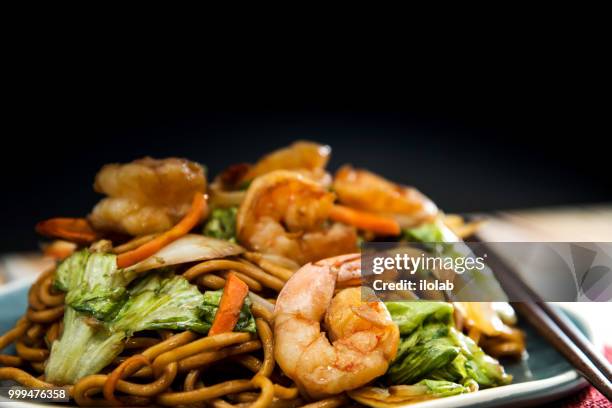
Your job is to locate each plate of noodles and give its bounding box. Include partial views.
[0,141,591,407]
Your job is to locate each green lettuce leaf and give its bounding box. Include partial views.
[203,207,238,242]
[57,250,129,320]
[386,300,511,389]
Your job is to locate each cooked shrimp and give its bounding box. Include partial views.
[210,141,331,207]
[242,141,332,186]
[236,170,357,265]
[333,165,438,228]
[274,254,400,399]
[89,157,206,235]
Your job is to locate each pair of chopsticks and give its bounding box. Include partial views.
[475,239,612,401]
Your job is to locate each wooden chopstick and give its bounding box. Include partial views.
[538,301,612,381]
[511,302,612,400]
[476,238,612,381]
[474,239,612,401]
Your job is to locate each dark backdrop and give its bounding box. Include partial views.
[3,80,610,252]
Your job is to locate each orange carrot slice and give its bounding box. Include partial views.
[208,273,249,336]
[329,204,401,236]
[35,218,98,244]
[116,193,207,269]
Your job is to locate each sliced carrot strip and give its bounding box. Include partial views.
[329,204,401,236]
[35,218,97,244]
[208,273,249,336]
[116,193,207,269]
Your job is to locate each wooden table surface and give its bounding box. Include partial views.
[477,205,612,347]
[477,205,612,242]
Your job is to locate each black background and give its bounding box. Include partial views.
[3,65,610,252]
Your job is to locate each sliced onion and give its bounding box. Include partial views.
[256,252,300,271]
[124,234,244,274]
[248,292,275,315]
[209,182,246,208]
[348,385,435,408]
